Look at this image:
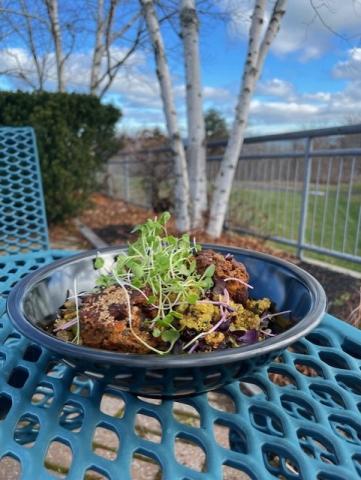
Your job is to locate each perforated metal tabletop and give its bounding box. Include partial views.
[1,250,361,480]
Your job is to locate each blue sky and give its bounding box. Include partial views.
[1,0,361,135]
[105,0,361,135]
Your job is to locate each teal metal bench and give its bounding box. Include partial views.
[1,127,361,479]
[0,127,49,255]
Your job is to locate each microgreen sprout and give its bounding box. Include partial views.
[72,279,81,345]
[95,212,214,353]
[112,271,171,354]
[55,213,290,355]
[54,317,77,333]
[224,277,254,290]
[261,310,291,321]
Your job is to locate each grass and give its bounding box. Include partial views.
[227,181,361,272]
[107,171,361,272]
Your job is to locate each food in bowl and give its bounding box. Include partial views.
[49,213,291,355]
[7,233,326,396]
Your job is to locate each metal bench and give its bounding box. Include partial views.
[0,127,49,255]
[1,127,361,479]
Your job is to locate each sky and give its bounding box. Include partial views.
[1,0,361,135]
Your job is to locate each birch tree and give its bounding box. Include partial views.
[90,0,106,95]
[140,0,286,236]
[140,0,191,231]
[207,0,287,237]
[180,0,207,228]
[44,0,64,92]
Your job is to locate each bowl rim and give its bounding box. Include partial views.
[7,244,327,368]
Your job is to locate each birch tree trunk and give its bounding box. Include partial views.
[140,0,190,231]
[180,0,207,229]
[90,0,105,95]
[44,0,64,92]
[206,0,287,237]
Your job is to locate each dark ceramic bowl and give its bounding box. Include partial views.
[7,245,326,398]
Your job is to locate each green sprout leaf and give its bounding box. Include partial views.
[204,264,216,278]
[94,256,105,269]
[152,327,161,338]
[92,213,217,353]
[161,329,180,343]
[186,293,199,304]
[159,211,171,225]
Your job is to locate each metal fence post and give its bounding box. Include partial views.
[297,137,312,259]
[123,157,129,202]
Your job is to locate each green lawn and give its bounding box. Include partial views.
[227,181,361,272]
[108,170,361,272]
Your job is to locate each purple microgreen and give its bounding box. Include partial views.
[188,341,199,354]
[223,288,230,304]
[182,304,229,351]
[236,329,258,344]
[197,299,235,311]
[262,310,291,321]
[224,277,254,289]
[260,329,276,337]
[217,317,232,332]
[54,317,77,332]
[72,278,81,345]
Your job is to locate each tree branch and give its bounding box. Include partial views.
[19,0,45,89]
[98,26,143,98]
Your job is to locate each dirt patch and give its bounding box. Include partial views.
[49,193,360,324]
[49,193,154,250]
[298,261,361,323]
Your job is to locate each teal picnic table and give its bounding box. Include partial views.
[1,127,361,479]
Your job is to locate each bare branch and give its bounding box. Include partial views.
[0,48,38,89]
[110,11,141,43]
[309,0,347,41]
[0,7,50,25]
[98,27,143,98]
[18,0,46,89]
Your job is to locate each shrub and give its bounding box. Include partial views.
[0,91,121,223]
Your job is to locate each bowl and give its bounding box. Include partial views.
[7,245,326,398]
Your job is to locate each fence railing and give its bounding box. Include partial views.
[105,124,361,267]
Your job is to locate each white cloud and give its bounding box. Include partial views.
[250,98,319,123]
[303,92,331,102]
[333,47,361,79]
[203,86,231,100]
[0,46,232,131]
[256,78,294,98]
[245,77,361,130]
[220,0,361,60]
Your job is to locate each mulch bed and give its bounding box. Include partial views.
[298,261,360,323]
[49,193,361,324]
